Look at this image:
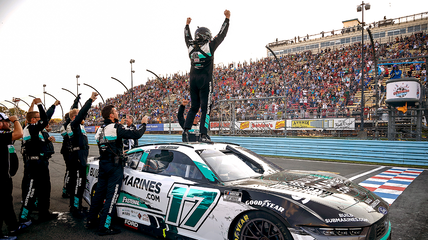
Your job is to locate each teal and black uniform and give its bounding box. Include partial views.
[183,17,229,137]
[68,97,93,215]
[87,119,146,233]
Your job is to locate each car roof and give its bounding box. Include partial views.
[128,141,240,154]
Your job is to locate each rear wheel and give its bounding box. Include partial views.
[231,211,293,240]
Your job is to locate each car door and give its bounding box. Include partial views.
[116,148,217,232]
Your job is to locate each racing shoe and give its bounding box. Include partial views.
[9,220,32,235]
[97,227,121,236]
[182,129,190,142]
[200,134,211,142]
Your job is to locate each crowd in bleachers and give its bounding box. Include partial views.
[86,32,428,125]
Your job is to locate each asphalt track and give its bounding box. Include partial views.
[3,142,427,240]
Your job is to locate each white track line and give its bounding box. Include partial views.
[349,166,386,181]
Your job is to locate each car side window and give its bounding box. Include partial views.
[143,149,173,174]
[126,151,143,170]
[144,149,203,180]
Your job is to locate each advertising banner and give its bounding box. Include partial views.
[386,81,420,102]
[333,118,355,130]
[85,126,96,133]
[291,120,316,128]
[144,124,164,132]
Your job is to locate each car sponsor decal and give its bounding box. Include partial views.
[123,174,162,194]
[124,219,139,230]
[165,183,220,231]
[118,192,149,209]
[223,191,242,202]
[157,145,179,149]
[378,206,388,215]
[233,214,249,240]
[89,167,98,178]
[245,199,285,213]
[117,206,152,226]
[324,213,369,223]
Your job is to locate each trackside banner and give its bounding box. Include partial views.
[84,118,355,133]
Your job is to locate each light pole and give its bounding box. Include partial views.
[111,77,129,91]
[83,83,105,104]
[4,100,21,119]
[76,75,80,96]
[28,95,46,110]
[43,84,46,107]
[18,98,31,108]
[44,91,64,118]
[147,69,171,134]
[357,1,370,131]
[61,88,82,108]
[266,46,287,136]
[130,59,135,117]
[0,103,9,112]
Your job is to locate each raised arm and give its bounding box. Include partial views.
[210,10,230,51]
[184,17,193,47]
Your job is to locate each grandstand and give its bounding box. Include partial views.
[267,12,428,55]
[81,11,427,140]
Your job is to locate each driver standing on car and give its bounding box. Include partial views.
[86,105,148,236]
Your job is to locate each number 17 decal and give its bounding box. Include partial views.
[166,184,220,231]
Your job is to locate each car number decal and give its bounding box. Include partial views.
[165,184,220,231]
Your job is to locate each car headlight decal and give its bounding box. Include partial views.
[301,226,364,237]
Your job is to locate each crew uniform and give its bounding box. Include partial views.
[21,103,58,207]
[183,17,229,140]
[60,117,72,198]
[178,104,200,142]
[60,97,79,198]
[0,114,28,238]
[87,119,147,234]
[19,103,55,222]
[123,122,138,151]
[67,97,93,216]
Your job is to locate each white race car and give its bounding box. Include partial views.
[84,142,391,240]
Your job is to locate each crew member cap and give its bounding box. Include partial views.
[0,112,10,121]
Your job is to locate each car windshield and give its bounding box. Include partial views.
[200,149,262,182]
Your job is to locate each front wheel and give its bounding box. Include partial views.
[231,211,293,240]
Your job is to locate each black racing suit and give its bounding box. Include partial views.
[19,103,50,221]
[177,104,200,142]
[60,97,79,197]
[184,18,229,135]
[0,130,20,232]
[68,97,93,213]
[60,118,72,196]
[21,104,57,205]
[87,119,147,231]
[123,123,139,151]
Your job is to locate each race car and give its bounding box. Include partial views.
[84,142,391,240]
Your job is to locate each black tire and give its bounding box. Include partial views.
[231,211,293,240]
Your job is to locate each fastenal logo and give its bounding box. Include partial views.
[123,196,140,206]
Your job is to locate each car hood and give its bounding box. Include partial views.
[228,170,389,226]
